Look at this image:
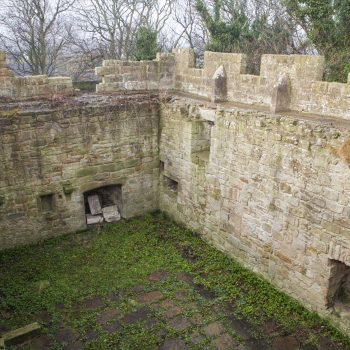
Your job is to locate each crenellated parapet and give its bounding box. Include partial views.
[96,48,350,120]
[95,53,175,93]
[0,51,73,99]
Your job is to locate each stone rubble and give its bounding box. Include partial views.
[102,205,121,223]
[87,195,102,215]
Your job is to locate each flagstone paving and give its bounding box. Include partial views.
[10,270,347,349]
[1,214,349,349]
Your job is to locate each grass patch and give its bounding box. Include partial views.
[0,212,349,349]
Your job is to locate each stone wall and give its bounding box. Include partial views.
[172,49,350,120]
[3,46,350,335]
[97,48,350,120]
[0,52,73,99]
[159,99,350,334]
[0,95,160,249]
[95,53,175,93]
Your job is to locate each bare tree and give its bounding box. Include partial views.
[74,0,174,60]
[172,0,208,53]
[0,0,75,76]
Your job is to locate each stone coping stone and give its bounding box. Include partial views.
[1,322,41,347]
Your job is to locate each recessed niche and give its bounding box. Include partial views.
[160,160,165,172]
[83,185,122,225]
[191,121,213,163]
[40,194,54,212]
[163,175,178,193]
[327,259,350,310]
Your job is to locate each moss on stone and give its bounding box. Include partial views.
[0,109,18,118]
[62,181,75,195]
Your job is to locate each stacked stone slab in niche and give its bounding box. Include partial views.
[85,187,121,225]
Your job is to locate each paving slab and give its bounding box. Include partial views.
[174,290,190,300]
[83,296,104,310]
[228,316,254,340]
[104,320,121,334]
[190,313,205,325]
[262,320,280,335]
[159,338,188,350]
[144,318,158,329]
[138,291,163,304]
[24,335,51,349]
[85,328,99,341]
[272,335,300,350]
[161,299,177,309]
[97,308,119,325]
[164,306,182,319]
[122,307,151,324]
[202,321,225,337]
[148,271,168,282]
[176,272,193,284]
[54,326,78,344]
[212,333,235,350]
[168,316,191,331]
[190,331,205,345]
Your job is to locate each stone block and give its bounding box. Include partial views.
[102,205,121,222]
[86,214,104,225]
[2,322,41,347]
[212,65,227,103]
[88,194,102,215]
[0,51,6,62]
[270,74,291,113]
[0,68,14,77]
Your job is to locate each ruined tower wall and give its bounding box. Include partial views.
[95,53,175,93]
[159,101,350,333]
[96,49,350,120]
[0,52,73,99]
[3,47,350,333]
[172,49,350,119]
[0,97,160,249]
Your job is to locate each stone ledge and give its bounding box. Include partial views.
[1,322,41,348]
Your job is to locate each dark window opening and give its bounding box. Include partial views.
[328,259,350,309]
[83,185,122,225]
[160,160,165,172]
[40,194,54,212]
[163,176,178,192]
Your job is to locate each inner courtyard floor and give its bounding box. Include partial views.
[0,213,349,349]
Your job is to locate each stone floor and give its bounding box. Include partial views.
[2,215,348,350]
[15,271,343,350]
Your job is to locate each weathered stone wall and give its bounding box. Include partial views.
[159,99,350,333]
[95,48,350,120]
[95,53,175,93]
[3,45,350,335]
[0,52,74,99]
[0,95,159,249]
[172,49,350,120]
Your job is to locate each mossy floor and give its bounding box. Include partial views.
[0,213,349,349]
